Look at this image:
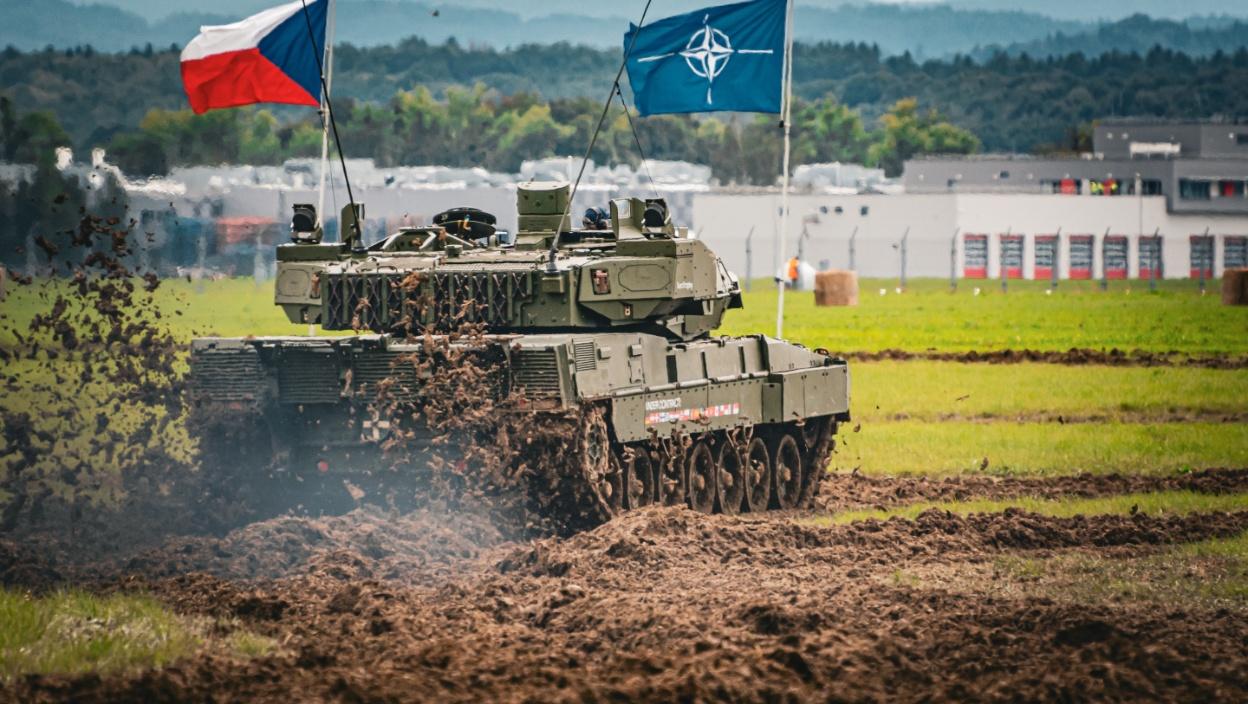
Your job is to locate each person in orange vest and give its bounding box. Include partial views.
[787,257,799,284]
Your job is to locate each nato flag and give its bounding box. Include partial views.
[624,0,787,116]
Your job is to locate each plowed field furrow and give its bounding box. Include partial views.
[816,467,1248,513]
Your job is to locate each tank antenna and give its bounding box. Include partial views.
[548,0,655,271]
[300,0,361,250]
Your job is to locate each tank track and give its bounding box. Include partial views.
[537,402,838,533]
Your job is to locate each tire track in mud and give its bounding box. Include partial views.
[815,467,1248,513]
[844,347,1248,369]
[7,506,1248,702]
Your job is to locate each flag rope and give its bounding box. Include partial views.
[300,0,360,249]
[616,87,659,198]
[548,0,655,270]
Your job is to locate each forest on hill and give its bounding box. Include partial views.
[3,38,1247,159]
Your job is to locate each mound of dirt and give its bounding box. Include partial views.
[9,505,1248,702]
[107,506,508,585]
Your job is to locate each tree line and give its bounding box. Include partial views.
[2,38,1248,177]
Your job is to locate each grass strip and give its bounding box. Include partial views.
[0,589,275,681]
[834,421,1248,476]
[849,361,1248,423]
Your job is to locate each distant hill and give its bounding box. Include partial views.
[0,0,1090,57]
[981,14,1248,59]
[9,1,1248,60]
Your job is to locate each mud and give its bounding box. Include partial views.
[5,503,1248,702]
[845,347,1248,369]
[816,467,1248,513]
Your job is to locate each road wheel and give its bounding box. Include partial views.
[686,439,716,514]
[624,446,657,509]
[771,433,803,510]
[603,447,626,514]
[715,437,746,515]
[658,445,685,507]
[743,435,771,513]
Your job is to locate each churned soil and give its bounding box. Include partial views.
[6,496,1248,702]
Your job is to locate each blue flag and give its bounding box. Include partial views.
[624,0,787,116]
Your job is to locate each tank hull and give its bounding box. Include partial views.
[189,332,849,530]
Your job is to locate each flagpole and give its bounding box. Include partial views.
[316,0,336,236]
[775,0,794,338]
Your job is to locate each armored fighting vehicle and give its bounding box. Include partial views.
[189,183,849,530]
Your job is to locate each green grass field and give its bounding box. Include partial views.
[5,276,1247,354]
[725,278,1248,355]
[2,276,1246,480]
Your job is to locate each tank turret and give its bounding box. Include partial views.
[272,182,742,340]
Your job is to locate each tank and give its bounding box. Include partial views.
[188,182,850,531]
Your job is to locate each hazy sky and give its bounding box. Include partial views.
[74,0,1248,23]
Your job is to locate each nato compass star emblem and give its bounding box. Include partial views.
[638,14,775,106]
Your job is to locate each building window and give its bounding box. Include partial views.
[1216,180,1246,198]
[1190,235,1214,279]
[1069,235,1094,279]
[998,170,1010,179]
[963,234,988,278]
[1236,133,1248,146]
[1128,179,1164,196]
[1179,179,1212,201]
[1139,236,1163,279]
[1226,236,1248,269]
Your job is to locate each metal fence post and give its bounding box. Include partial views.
[1001,227,1011,293]
[1100,227,1110,291]
[899,226,909,291]
[1148,227,1159,292]
[950,227,959,292]
[1198,226,1209,295]
[744,226,753,292]
[848,226,857,272]
[1051,227,1061,291]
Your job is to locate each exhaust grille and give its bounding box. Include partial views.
[323,270,534,333]
[572,341,596,372]
[190,347,265,402]
[277,350,341,404]
[352,351,420,401]
[511,348,561,397]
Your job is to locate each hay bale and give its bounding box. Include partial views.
[814,270,858,307]
[1223,269,1248,306]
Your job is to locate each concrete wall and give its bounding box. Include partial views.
[693,192,1248,280]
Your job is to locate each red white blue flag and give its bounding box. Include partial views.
[180,0,327,114]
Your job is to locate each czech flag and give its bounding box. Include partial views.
[181,0,327,114]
